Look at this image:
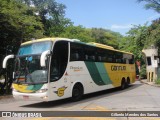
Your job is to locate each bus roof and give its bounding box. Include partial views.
[86,42,133,55]
[21,38,72,45]
[21,37,133,55]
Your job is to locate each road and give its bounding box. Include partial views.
[0,81,160,120]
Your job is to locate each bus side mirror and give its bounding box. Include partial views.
[2,55,15,69]
[40,50,51,67]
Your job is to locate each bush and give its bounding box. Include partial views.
[140,65,147,79]
[155,78,160,84]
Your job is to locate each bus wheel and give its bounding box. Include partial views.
[121,78,126,90]
[72,84,83,101]
[126,77,130,87]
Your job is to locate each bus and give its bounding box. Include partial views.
[2,38,136,101]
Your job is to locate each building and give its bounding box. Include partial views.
[142,45,160,82]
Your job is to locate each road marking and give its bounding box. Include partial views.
[81,104,109,111]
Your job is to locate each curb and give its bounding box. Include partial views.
[0,95,13,99]
[140,80,160,87]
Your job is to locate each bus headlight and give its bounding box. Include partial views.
[36,89,48,93]
[13,88,18,92]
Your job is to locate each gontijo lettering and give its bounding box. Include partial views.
[111,65,126,71]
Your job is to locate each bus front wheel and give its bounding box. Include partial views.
[72,84,83,101]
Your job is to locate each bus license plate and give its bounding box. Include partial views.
[23,95,29,99]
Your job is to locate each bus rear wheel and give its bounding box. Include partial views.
[126,77,130,87]
[121,79,126,90]
[72,84,83,101]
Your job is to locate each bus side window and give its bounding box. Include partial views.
[122,59,126,64]
[129,58,134,64]
[126,59,129,64]
[70,43,84,61]
[115,52,123,63]
[84,46,96,62]
[130,55,135,64]
[88,55,95,61]
[98,56,102,61]
[71,53,79,61]
[85,55,88,60]
[107,58,113,62]
[116,59,122,63]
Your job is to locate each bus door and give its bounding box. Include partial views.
[49,41,70,98]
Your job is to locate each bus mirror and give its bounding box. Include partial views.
[2,55,15,69]
[40,50,51,67]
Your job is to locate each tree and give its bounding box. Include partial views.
[137,0,160,13]
[147,18,160,54]
[90,28,121,49]
[0,0,44,55]
[60,25,94,42]
[120,24,149,61]
[22,0,72,36]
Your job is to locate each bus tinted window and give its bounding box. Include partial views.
[18,41,52,55]
[70,42,134,64]
[97,48,106,62]
[84,46,96,61]
[70,43,84,61]
[123,54,134,64]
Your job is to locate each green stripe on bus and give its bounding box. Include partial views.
[26,84,43,91]
[85,62,105,85]
[95,63,112,85]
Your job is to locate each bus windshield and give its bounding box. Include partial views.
[18,41,52,55]
[14,41,52,84]
[14,55,48,84]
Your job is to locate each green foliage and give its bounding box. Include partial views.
[140,65,147,78]
[90,28,121,49]
[146,18,160,53]
[119,24,149,62]
[22,0,73,37]
[59,26,122,48]
[0,0,44,54]
[0,0,72,56]
[0,0,123,59]
[155,78,160,84]
[137,0,160,13]
[2,0,160,65]
[137,0,160,54]
[59,25,94,42]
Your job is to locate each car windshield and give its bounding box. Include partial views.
[14,55,48,84]
[18,41,52,55]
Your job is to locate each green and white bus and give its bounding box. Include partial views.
[3,38,136,101]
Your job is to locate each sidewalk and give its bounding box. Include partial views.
[0,94,12,99]
[140,79,160,87]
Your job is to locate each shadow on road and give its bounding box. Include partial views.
[21,81,143,108]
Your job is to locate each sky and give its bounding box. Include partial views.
[56,0,160,35]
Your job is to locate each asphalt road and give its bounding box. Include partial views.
[0,81,160,120]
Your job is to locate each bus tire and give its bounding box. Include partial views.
[71,83,83,101]
[126,77,130,87]
[121,78,126,90]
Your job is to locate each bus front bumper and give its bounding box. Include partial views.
[12,91,49,102]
